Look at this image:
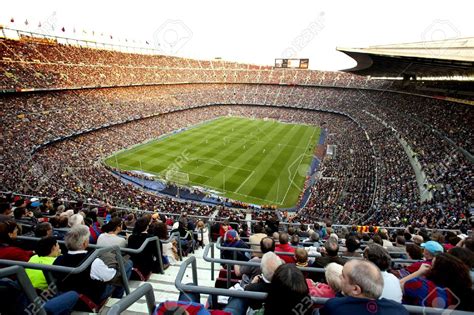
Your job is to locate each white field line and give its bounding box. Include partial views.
[280,129,318,205]
[235,170,255,194]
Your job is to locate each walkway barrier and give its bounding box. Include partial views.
[203,243,324,286]
[176,256,473,315]
[106,283,155,315]
[0,265,48,315]
[215,237,421,265]
[17,235,165,274]
[0,245,130,296]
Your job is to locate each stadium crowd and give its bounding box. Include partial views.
[1,82,472,229]
[1,193,473,313]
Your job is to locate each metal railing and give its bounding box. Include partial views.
[215,237,421,265]
[203,243,325,287]
[176,256,474,315]
[17,234,165,274]
[106,283,155,315]
[0,265,47,315]
[0,245,130,296]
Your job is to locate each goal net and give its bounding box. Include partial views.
[164,170,190,185]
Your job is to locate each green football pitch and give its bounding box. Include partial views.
[104,116,320,208]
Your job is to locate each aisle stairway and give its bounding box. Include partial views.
[99,247,220,314]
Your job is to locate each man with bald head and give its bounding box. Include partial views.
[320,260,408,314]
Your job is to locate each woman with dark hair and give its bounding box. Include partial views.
[149,221,175,266]
[128,216,159,277]
[402,253,474,311]
[0,220,33,261]
[263,264,312,315]
[448,247,474,268]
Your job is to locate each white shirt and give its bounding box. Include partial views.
[97,233,127,248]
[381,271,403,303]
[68,250,116,282]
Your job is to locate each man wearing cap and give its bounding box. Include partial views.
[221,230,250,262]
[403,241,444,276]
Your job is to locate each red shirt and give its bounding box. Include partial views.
[406,260,432,274]
[219,225,232,239]
[275,243,296,263]
[0,245,33,262]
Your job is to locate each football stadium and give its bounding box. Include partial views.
[0,1,473,314]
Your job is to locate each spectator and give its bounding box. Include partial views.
[149,221,176,266]
[401,253,474,311]
[448,247,474,269]
[0,203,13,220]
[263,263,312,315]
[34,222,54,238]
[68,213,85,227]
[194,220,209,247]
[320,260,408,314]
[53,225,130,304]
[342,235,362,257]
[97,217,127,247]
[290,234,301,247]
[225,251,283,313]
[378,228,393,248]
[295,247,309,268]
[25,236,61,290]
[235,236,275,287]
[249,223,267,257]
[389,236,407,259]
[0,220,33,261]
[306,262,343,298]
[221,230,250,262]
[402,240,443,276]
[128,216,159,277]
[275,232,295,263]
[309,237,346,282]
[363,244,403,303]
[219,220,232,239]
[171,219,194,256]
[405,243,423,260]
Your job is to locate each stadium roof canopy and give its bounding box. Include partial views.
[337,37,474,80]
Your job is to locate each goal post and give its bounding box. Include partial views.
[164,169,190,185]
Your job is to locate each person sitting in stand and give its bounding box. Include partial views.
[97,217,127,247]
[25,236,61,290]
[219,219,233,239]
[396,240,443,278]
[320,260,409,315]
[0,220,33,261]
[275,232,295,263]
[221,230,250,262]
[306,262,343,298]
[401,253,474,311]
[363,244,403,303]
[235,236,275,287]
[53,225,131,305]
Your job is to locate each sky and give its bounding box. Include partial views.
[1,0,472,70]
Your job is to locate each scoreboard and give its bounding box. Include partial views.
[274,58,309,69]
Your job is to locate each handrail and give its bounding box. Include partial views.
[203,243,324,288]
[204,243,325,272]
[0,265,47,315]
[106,283,156,315]
[17,235,165,274]
[176,256,473,315]
[0,245,130,295]
[216,237,421,264]
[215,237,321,258]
